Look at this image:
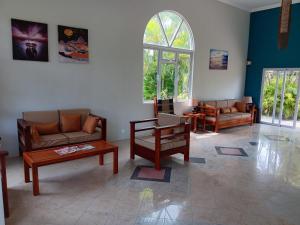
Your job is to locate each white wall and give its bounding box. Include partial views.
[0,0,249,156]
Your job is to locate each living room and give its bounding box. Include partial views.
[0,0,299,225]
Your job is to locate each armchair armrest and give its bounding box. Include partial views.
[17,119,31,130]
[154,122,188,131]
[0,150,8,158]
[130,118,158,124]
[89,113,107,141]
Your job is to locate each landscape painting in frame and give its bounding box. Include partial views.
[58,25,89,64]
[209,49,228,70]
[11,19,49,62]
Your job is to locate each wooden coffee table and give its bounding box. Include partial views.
[23,140,118,196]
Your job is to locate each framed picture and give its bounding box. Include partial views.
[11,19,49,62]
[209,49,228,70]
[58,25,89,64]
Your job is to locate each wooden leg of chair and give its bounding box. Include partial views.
[99,154,104,166]
[24,161,30,183]
[155,161,161,170]
[113,147,118,174]
[184,148,189,162]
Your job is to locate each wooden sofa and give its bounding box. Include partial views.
[17,108,106,154]
[199,99,254,132]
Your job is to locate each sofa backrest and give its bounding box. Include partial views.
[59,108,91,127]
[201,99,240,108]
[23,110,59,123]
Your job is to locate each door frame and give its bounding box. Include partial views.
[260,68,300,128]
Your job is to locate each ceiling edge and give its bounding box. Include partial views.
[251,0,300,12]
[216,0,250,11]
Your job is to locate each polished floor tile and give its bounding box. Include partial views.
[4,124,300,225]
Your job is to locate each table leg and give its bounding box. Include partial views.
[24,161,30,183]
[32,166,40,196]
[193,116,197,132]
[113,148,118,174]
[99,154,104,166]
[202,118,206,131]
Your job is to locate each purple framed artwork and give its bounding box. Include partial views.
[11,19,49,62]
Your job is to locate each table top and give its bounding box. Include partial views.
[183,112,205,117]
[23,140,117,166]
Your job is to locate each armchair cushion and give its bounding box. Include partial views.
[32,134,69,149]
[30,126,41,143]
[59,108,90,127]
[135,135,186,151]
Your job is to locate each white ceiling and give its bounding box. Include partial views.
[217,0,300,12]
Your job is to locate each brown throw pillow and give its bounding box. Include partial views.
[60,114,81,133]
[230,107,238,113]
[32,122,60,135]
[82,116,99,134]
[236,102,246,112]
[221,108,231,114]
[30,126,41,143]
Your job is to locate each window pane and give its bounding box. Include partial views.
[159,11,182,45]
[177,54,191,100]
[162,51,175,61]
[172,22,192,50]
[143,49,158,101]
[143,16,167,46]
[161,63,175,99]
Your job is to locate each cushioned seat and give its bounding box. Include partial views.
[62,131,102,144]
[135,135,186,151]
[32,134,69,149]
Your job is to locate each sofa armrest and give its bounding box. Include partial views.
[89,113,107,141]
[17,119,32,152]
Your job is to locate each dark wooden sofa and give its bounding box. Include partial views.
[17,108,106,154]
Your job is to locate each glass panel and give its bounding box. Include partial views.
[296,96,300,128]
[261,70,277,124]
[160,63,175,99]
[177,54,191,100]
[162,51,175,61]
[281,71,299,127]
[159,11,182,45]
[143,49,158,101]
[172,22,192,50]
[143,15,167,46]
[274,71,285,125]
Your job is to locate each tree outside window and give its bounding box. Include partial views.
[143,11,194,102]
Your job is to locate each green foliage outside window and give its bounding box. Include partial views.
[262,72,300,120]
[143,11,193,101]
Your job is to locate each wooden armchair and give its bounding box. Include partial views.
[130,113,190,170]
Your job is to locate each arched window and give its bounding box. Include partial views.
[143,11,194,102]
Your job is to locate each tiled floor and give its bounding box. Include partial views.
[4,124,300,225]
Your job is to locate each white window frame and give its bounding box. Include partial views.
[143,11,194,103]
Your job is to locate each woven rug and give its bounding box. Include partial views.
[130,166,171,183]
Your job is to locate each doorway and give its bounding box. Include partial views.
[260,69,300,128]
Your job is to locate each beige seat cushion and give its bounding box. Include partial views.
[32,134,69,149]
[23,110,59,123]
[63,131,102,144]
[135,135,186,151]
[206,113,251,123]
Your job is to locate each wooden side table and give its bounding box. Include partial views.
[0,150,9,218]
[183,112,206,132]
